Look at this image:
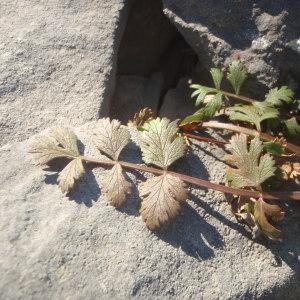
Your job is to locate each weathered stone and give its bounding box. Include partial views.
[110,73,163,124]
[1,123,300,299]
[159,77,196,120]
[162,0,300,97]
[0,0,131,146]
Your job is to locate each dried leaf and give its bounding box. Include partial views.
[93,118,130,160]
[58,157,85,193]
[280,162,300,180]
[100,163,132,207]
[128,107,154,128]
[139,173,187,230]
[254,198,284,240]
[265,86,294,106]
[227,134,276,188]
[29,127,81,165]
[227,61,247,95]
[140,118,187,169]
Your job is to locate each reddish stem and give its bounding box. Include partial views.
[81,156,300,201]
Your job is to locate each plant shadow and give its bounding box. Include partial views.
[155,201,224,260]
[44,158,101,208]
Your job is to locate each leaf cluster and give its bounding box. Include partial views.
[181,60,300,139]
[29,115,300,240]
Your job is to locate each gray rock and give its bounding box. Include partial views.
[0,0,131,146]
[110,73,163,124]
[162,0,300,96]
[1,123,300,299]
[159,77,196,120]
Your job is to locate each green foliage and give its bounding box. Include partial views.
[265,86,294,106]
[210,68,224,89]
[186,60,299,139]
[227,61,247,94]
[228,103,278,131]
[284,117,300,137]
[190,84,217,106]
[263,141,285,155]
[226,134,276,189]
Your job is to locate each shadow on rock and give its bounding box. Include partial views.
[155,202,225,260]
[117,173,141,217]
[44,159,101,208]
[190,193,251,239]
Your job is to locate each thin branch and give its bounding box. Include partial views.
[201,121,300,155]
[81,156,300,201]
[221,90,256,104]
[183,133,228,145]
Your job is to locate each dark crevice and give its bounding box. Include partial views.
[110,0,199,123]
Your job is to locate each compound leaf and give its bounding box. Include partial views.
[227,61,247,95]
[100,163,132,207]
[29,127,81,165]
[254,198,284,240]
[58,157,85,193]
[210,68,224,90]
[227,134,276,188]
[228,104,278,130]
[265,86,294,106]
[139,173,187,230]
[140,118,187,170]
[93,118,130,161]
[190,84,217,106]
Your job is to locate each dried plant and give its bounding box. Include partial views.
[29,115,300,240]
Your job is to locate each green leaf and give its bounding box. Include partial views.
[190,84,217,106]
[254,198,284,240]
[210,68,223,89]
[180,113,203,126]
[227,134,276,188]
[227,61,247,95]
[140,118,187,170]
[265,86,294,106]
[228,103,278,131]
[263,141,285,155]
[284,117,300,137]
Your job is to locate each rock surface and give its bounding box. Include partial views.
[0,0,130,146]
[159,77,196,120]
[1,123,300,299]
[162,0,300,96]
[110,73,163,124]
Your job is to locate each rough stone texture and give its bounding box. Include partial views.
[1,123,300,299]
[0,0,131,146]
[159,77,196,120]
[110,73,163,124]
[162,0,300,96]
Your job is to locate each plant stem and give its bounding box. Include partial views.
[221,90,256,104]
[81,156,300,201]
[183,133,228,145]
[201,121,300,155]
